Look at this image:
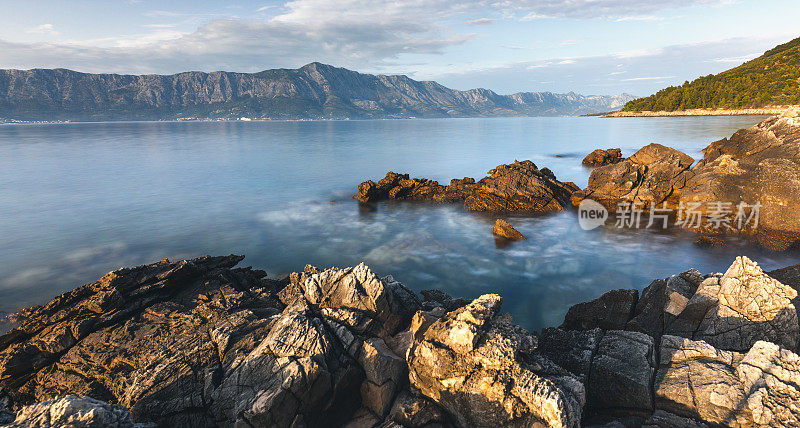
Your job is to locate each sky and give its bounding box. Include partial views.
[2,0,799,96]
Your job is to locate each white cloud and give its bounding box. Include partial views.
[27,24,58,35]
[466,18,494,25]
[621,76,675,81]
[496,0,733,20]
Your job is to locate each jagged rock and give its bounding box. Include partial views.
[407,294,585,427]
[587,331,655,415]
[582,148,623,167]
[654,336,800,426]
[0,257,422,427]
[682,256,798,352]
[419,290,469,312]
[561,289,638,331]
[357,160,578,214]
[5,395,135,427]
[492,219,527,241]
[357,338,405,416]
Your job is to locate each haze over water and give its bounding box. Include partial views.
[2,116,797,330]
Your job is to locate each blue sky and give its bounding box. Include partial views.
[2,0,799,96]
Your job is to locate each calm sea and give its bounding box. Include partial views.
[1,116,797,330]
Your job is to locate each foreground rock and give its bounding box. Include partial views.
[539,255,800,426]
[0,256,585,427]
[357,160,579,214]
[407,294,584,427]
[581,148,623,167]
[492,219,527,240]
[572,115,800,249]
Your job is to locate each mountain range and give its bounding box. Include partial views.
[0,62,635,121]
[622,36,800,112]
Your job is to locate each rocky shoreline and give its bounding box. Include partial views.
[358,114,800,250]
[0,254,799,427]
[605,106,800,117]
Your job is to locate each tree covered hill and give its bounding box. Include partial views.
[622,37,800,112]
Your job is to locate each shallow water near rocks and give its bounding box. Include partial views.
[1,116,798,331]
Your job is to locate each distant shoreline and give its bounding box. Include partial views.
[605,105,799,117]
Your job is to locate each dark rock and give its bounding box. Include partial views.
[586,330,655,415]
[693,235,726,247]
[537,327,602,383]
[492,219,527,240]
[582,148,623,167]
[626,269,702,339]
[357,160,576,214]
[561,289,638,331]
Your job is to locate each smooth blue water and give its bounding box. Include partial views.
[1,117,798,330]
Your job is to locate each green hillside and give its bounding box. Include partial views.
[622,37,800,111]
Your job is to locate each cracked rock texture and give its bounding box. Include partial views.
[3,254,800,427]
[356,160,579,214]
[541,255,800,426]
[572,115,800,249]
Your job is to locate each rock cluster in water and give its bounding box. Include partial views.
[572,115,800,249]
[581,148,623,167]
[357,160,579,214]
[1,254,799,427]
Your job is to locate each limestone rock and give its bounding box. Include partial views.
[582,148,623,167]
[492,219,527,241]
[626,269,703,339]
[688,257,797,352]
[407,294,584,427]
[654,336,800,426]
[5,395,135,428]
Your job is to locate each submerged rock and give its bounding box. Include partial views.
[581,148,623,167]
[492,218,527,240]
[357,160,578,214]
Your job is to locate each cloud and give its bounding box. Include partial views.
[0,0,473,74]
[27,24,58,35]
[497,0,732,20]
[431,35,791,95]
[466,18,494,25]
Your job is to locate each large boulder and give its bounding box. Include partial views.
[357,160,578,214]
[561,289,638,331]
[586,330,655,415]
[407,294,585,427]
[655,336,800,426]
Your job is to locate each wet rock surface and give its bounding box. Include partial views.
[357,160,579,214]
[492,219,527,241]
[582,148,623,167]
[572,115,800,249]
[3,254,800,427]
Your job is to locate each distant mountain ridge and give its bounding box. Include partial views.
[0,62,635,121]
[622,36,800,112]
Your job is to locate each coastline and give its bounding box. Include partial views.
[605,105,800,117]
